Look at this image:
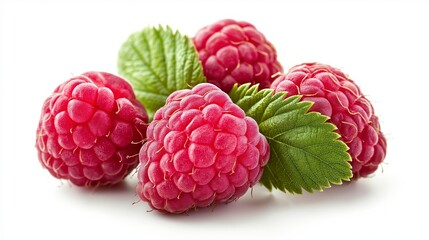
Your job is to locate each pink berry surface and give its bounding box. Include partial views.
[193,19,283,93]
[36,71,148,187]
[137,83,270,213]
[271,63,387,177]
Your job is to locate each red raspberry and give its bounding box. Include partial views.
[35,71,148,187]
[193,19,283,93]
[271,63,387,178]
[137,83,270,213]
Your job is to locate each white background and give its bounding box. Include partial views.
[1,0,428,239]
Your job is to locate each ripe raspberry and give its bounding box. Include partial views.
[137,83,270,213]
[271,63,387,178]
[35,71,148,187]
[193,19,283,93]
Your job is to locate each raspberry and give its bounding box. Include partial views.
[193,19,283,93]
[35,71,148,187]
[271,63,387,178]
[137,83,270,213]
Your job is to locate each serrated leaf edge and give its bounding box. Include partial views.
[229,83,352,194]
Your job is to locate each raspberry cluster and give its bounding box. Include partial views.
[36,19,387,215]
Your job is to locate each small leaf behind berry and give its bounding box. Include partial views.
[229,84,352,194]
[118,25,206,120]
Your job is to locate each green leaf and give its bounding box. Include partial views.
[118,25,206,120]
[229,84,352,193]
